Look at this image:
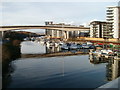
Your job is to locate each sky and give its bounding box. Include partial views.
[1,0,119,27]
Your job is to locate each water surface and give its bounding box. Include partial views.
[5,41,119,88]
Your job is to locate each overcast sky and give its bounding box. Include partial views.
[1,1,118,26]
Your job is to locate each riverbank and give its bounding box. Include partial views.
[22,51,88,58]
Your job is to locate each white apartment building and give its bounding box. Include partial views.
[90,21,112,38]
[106,6,120,38]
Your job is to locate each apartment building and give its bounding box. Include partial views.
[90,21,112,38]
[106,6,120,38]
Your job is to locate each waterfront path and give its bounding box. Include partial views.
[96,77,120,89]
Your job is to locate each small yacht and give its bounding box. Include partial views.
[86,42,93,45]
[77,44,82,49]
[55,43,59,47]
[61,44,69,50]
[46,42,50,47]
[82,43,89,49]
[40,40,45,45]
[92,50,102,55]
[59,41,64,45]
[70,44,77,49]
[101,49,113,55]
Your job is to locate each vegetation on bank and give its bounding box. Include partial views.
[3,31,43,41]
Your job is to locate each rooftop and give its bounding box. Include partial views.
[90,21,111,24]
[107,6,120,8]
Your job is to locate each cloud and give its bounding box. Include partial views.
[1,2,117,26]
[2,0,119,2]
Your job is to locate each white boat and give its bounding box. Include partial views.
[70,44,77,49]
[61,44,69,50]
[40,40,45,45]
[92,49,113,57]
[92,50,102,55]
[59,41,64,45]
[86,42,93,45]
[101,49,113,55]
[104,55,109,58]
[46,42,50,47]
[55,43,59,47]
[82,44,90,49]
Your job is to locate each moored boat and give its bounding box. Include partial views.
[70,44,77,50]
[61,44,69,50]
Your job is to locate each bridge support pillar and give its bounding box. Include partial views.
[2,31,4,38]
[66,31,69,39]
[0,31,4,39]
[63,31,69,40]
[57,30,60,38]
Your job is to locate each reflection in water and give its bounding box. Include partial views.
[21,41,46,54]
[5,55,108,88]
[45,44,89,54]
[106,58,120,81]
[2,40,21,88]
[89,50,120,81]
[46,45,61,54]
[89,50,108,64]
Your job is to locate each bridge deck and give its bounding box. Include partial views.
[0,25,90,31]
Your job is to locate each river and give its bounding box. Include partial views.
[3,41,120,88]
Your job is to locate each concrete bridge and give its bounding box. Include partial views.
[0,25,90,39]
[0,25,90,31]
[0,25,91,40]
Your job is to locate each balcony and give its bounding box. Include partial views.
[106,17,114,20]
[106,18,114,21]
[93,33,98,34]
[107,15,114,18]
[107,10,113,12]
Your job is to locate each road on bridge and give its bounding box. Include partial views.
[0,25,90,31]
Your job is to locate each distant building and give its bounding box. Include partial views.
[106,6,120,38]
[45,21,76,27]
[45,21,90,39]
[45,21,53,25]
[90,21,112,38]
